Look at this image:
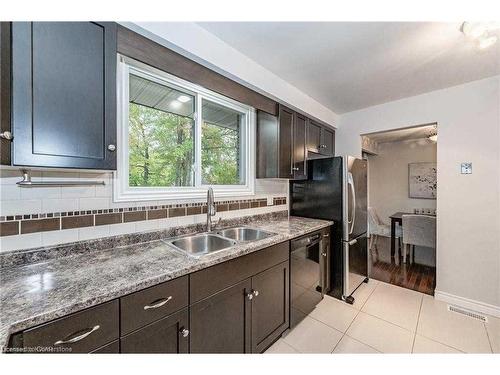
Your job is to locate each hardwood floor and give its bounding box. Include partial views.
[369,236,436,295]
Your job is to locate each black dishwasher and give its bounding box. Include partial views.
[290,229,330,328]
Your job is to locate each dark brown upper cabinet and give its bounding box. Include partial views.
[321,126,335,156]
[292,113,307,180]
[257,104,334,179]
[307,119,335,158]
[278,105,294,179]
[8,22,117,169]
[306,119,322,154]
[257,105,308,179]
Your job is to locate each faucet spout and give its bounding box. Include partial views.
[206,187,216,232]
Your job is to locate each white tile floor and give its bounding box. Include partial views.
[266,280,499,354]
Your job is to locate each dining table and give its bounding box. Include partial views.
[389,211,436,257]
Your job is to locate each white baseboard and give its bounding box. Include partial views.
[434,290,500,318]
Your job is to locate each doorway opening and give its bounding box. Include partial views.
[361,124,437,295]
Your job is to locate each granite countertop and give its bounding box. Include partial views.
[0,215,332,348]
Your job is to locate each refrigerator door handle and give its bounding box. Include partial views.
[348,173,356,235]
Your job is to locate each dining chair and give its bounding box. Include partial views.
[402,214,436,263]
[368,207,401,250]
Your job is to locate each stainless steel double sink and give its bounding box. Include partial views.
[164,227,275,258]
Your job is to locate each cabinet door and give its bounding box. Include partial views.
[11,22,117,169]
[91,340,119,353]
[120,308,189,353]
[278,105,294,179]
[293,113,307,180]
[307,119,322,154]
[321,127,335,156]
[190,279,252,353]
[251,261,290,353]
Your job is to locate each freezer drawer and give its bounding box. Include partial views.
[342,234,368,300]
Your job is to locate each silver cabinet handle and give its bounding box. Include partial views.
[253,290,259,297]
[246,292,253,300]
[54,325,100,346]
[143,296,172,310]
[180,328,190,338]
[323,233,329,238]
[107,144,116,152]
[319,144,327,149]
[348,239,358,246]
[292,167,300,171]
[322,252,327,257]
[0,131,13,141]
[347,172,356,235]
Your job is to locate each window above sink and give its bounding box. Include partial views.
[114,56,256,202]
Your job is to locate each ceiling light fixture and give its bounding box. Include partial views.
[177,95,191,103]
[460,22,499,50]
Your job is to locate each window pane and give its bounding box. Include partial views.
[201,99,244,185]
[128,74,195,187]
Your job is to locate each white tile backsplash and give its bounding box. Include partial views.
[0,185,21,200]
[0,232,42,252]
[78,225,110,241]
[78,197,110,211]
[1,169,288,252]
[21,186,62,200]
[42,229,79,247]
[42,198,79,213]
[0,199,42,215]
[108,222,136,236]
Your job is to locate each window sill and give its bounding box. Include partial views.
[112,184,256,203]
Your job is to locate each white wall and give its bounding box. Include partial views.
[337,76,500,314]
[367,139,437,222]
[124,22,338,127]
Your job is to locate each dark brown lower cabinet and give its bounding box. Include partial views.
[120,308,189,353]
[91,340,119,353]
[190,279,252,353]
[8,241,293,354]
[251,261,289,353]
[190,261,290,354]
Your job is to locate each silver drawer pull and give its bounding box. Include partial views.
[180,328,190,338]
[54,325,100,346]
[143,296,173,310]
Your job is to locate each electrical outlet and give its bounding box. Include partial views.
[461,162,472,174]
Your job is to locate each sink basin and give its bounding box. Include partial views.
[216,227,274,242]
[167,233,236,257]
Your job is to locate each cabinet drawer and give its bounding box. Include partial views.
[190,241,289,303]
[23,300,119,353]
[120,275,188,335]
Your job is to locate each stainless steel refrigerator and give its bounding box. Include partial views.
[290,156,368,304]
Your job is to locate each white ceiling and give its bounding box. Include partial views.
[364,124,437,144]
[197,22,500,114]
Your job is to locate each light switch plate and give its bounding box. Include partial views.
[461,162,472,174]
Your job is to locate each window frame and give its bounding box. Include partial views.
[114,56,255,202]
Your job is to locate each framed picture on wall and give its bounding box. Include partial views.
[408,162,437,199]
